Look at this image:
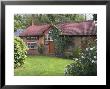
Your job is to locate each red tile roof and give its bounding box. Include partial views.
[57,20,96,35]
[19,24,51,36]
[19,20,96,36]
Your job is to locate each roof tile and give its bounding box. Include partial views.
[19,20,96,36]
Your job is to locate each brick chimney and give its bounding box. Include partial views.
[32,14,35,26]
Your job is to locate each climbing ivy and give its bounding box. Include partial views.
[49,25,71,57]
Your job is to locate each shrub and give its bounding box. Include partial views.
[65,40,97,76]
[72,47,81,58]
[64,52,73,59]
[64,47,81,59]
[64,61,84,76]
[14,37,28,68]
[38,44,44,55]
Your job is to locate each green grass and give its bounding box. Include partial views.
[14,56,73,76]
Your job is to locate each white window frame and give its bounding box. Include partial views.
[45,31,53,41]
[26,36,37,41]
[27,42,37,49]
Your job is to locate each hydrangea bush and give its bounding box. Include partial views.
[14,37,28,68]
[65,39,97,76]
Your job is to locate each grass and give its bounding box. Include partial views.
[14,56,73,76]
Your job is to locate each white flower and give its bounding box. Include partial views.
[81,56,84,58]
[92,60,95,63]
[75,58,78,61]
[90,48,93,50]
[93,46,95,49]
[86,48,89,51]
[94,56,96,59]
[92,60,96,63]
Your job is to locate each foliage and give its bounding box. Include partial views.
[64,47,81,59]
[14,14,97,32]
[64,61,84,76]
[14,14,32,31]
[64,52,73,59]
[47,14,85,24]
[49,26,71,57]
[47,14,74,57]
[72,47,81,58]
[65,39,97,76]
[93,14,97,21]
[14,14,85,31]
[14,37,28,68]
[38,44,45,55]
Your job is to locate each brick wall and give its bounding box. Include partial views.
[20,36,96,55]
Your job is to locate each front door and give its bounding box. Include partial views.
[48,41,55,54]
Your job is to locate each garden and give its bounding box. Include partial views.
[14,14,97,76]
[14,36,97,76]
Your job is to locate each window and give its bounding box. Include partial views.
[45,34,53,41]
[26,37,37,40]
[27,42,37,49]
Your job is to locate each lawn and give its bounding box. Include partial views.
[14,56,73,76]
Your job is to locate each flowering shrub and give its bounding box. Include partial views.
[14,37,28,68]
[65,40,97,76]
[64,60,84,76]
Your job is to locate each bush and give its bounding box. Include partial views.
[64,52,73,59]
[14,37,28,68]
[38,44,44,54]
[64,47,81,59]
[65,40,97,76]
[72,47,81,58]
[64,61,84,76]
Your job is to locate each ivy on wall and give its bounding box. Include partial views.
[49,25,71,57]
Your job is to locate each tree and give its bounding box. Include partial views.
[14,14,32,31]
[14,14,85,32]
[93,14,97,21]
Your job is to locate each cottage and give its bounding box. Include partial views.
[18,20,96,55]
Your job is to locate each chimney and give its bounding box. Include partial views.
[32,14,35,26]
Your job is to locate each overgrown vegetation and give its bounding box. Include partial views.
[49,26,71,57]
[72,47,81,58]
[14,37,28,68]
[14,14,97,76]
[14,14,86,31]
[65,39,97,76]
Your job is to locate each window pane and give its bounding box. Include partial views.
[27,42,37,49]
